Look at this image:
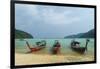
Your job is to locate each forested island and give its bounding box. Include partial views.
[64,29,94,38]
[15,29,33,39]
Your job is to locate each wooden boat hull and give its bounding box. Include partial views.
[30,46,45,52]
[51,47,60,54]
[71,46,86,54]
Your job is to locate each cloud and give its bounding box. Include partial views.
[16,4,94,26]
[34,6,81,25]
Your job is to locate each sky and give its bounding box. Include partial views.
[15,4,94,38]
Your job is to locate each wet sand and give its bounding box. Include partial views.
[15,52,94,65]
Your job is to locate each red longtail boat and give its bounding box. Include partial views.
[26,40,46,53]
[51,40,61,54]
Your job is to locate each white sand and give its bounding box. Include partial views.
[15,53,94,65]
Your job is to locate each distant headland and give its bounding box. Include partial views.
[15,29,33,39]
[64,29,94,38]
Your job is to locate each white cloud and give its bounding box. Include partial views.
[16,4,93,26]
[40,9,80,25]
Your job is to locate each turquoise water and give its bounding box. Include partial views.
[15,38,94,55]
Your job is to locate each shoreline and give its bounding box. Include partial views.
[15,52,94,65]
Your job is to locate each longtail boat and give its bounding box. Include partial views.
[70,39,90,54]
[51,40,61,54]
[26,40,46,53]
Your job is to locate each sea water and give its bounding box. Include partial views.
[15,38,94,56]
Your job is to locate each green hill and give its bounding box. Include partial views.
[15,29,33,39]
[80,29,94,38]
[64,29,94,38]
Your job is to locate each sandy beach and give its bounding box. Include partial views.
[15,52,94,65]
